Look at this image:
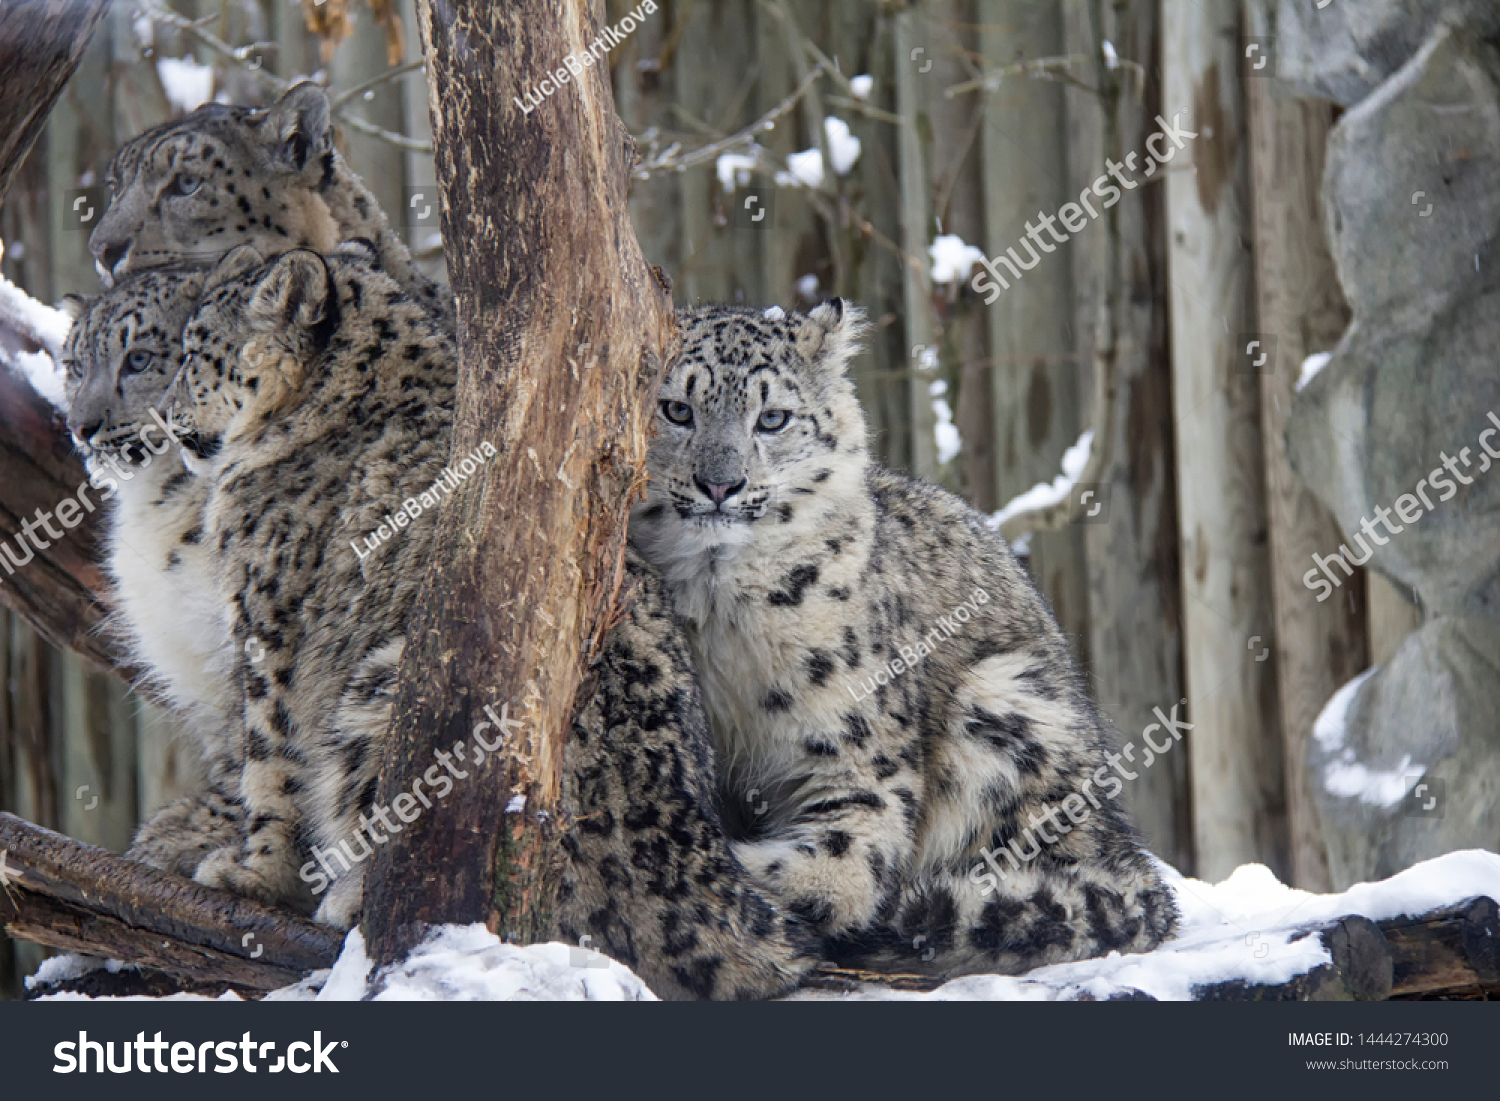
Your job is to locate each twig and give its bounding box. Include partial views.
[147,3,434,154]
[329,58,426,111]
[633,62,826,179]
[945,53,1090,98]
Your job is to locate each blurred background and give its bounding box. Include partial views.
[3,0,1497,998]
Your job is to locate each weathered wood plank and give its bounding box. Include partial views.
[1245,10,1361,893]
[1162,0,1288,882]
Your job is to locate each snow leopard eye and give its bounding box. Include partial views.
[168,173,202,197]
[660,399,694,427]
[123,349,154,374]
[755,408,790,433]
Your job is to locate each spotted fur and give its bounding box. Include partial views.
[163,246,815,998]
[632,301,1178,976]
[90,83,444,316]
[59,269,240,792]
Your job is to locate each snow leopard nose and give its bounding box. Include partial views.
[71,418,104,444]
[695,476,746,504]
[98,239,130,280]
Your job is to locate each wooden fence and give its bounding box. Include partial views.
[0,0,1416,996]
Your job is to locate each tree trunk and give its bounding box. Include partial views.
[362,0,675,964]
[0,0,109,208]
[0,364,138,679]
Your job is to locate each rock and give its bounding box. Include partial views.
[1309,618,1500,889]
[1275,0,1500,106]
[1288,26,1500,617]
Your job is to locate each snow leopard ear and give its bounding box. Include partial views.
[264,82,333,174]
[204,244,265,292]
[797,297,866,376]
[247,250,336,349]
[56,293,93,323]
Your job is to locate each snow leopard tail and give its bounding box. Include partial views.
[821,824,1179,981]
[556,549,821,1001]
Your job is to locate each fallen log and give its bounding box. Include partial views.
[806,900,1500,1001]
[0,812,341,994]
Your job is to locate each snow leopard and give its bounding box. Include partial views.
[167,243,816,997]
[58,267,246,874]
[89,82,445,316]
[630,300,1179,977]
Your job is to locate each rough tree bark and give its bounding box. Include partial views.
[0,364,133,678]
[0,0,109,208]
[0,0,127,678]
[362,1,675,963]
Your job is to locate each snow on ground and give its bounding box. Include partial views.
[716,150,762,192]
[797,850,1500,1001]
[30,850,1500,1003]
[987,430,1093,530]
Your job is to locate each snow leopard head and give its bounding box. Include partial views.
[89,83,350,286]
[635,299,869,548]
[60,264,208,466]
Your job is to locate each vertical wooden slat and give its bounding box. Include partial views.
[893,7,938,483]
[1062,0,1190,872]
[1245,5,1362,891]
[1162,0,1287,881]
[58,653,136,850]
[669,0,759,306]
[329,6,409,249]
[977,0,1090,658]
[827,5,909,472]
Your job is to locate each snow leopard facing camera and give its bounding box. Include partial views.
[632,300,1178,976]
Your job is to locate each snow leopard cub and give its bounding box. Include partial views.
[631,301,1178,976]
[59,267,245,874]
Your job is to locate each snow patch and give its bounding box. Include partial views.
[1313,667,1419,808]
[762,306,786,321]
[987,430,1093,529]
[157,56,215,114]
[928,234,985,285]
[1296,351,1333,392]
[796,274,820,299]
[12,350,68,409]
[28,852,1500,1003]
[777,118,861,188]
[849,74,874,100]
[794,850,1500,1001]
[929,380,961,465]
[716,151,760,193]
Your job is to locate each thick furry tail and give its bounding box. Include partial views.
[556,549,819,1001]
[823,842,1178,979]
